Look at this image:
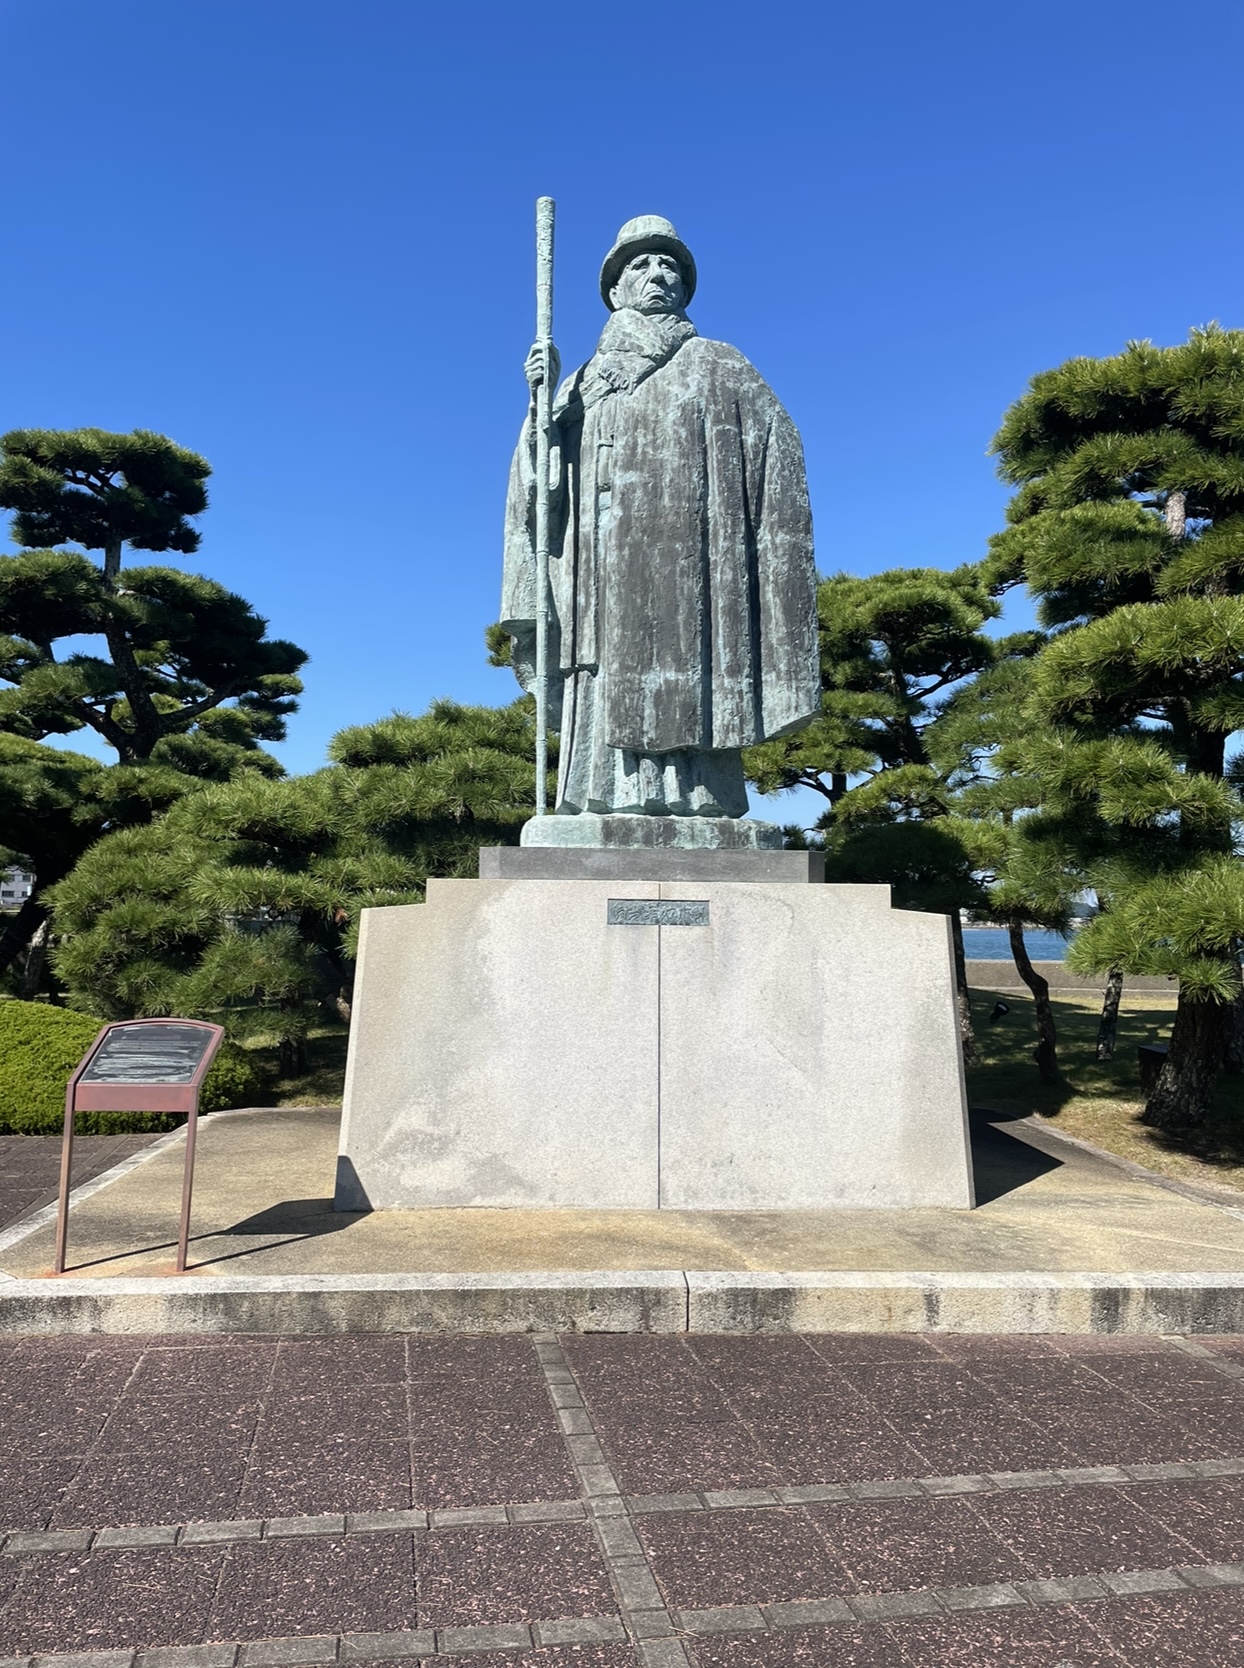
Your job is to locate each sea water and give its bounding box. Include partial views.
[962,927,1070,962]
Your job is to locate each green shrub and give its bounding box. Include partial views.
[199,1041,267,1114]
[0,1000,267,1134]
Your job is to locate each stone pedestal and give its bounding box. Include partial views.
[335,856,974,1213]
[478,846,825,883]
[518,813,785,850]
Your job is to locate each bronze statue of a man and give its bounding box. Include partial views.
[502,215,819,841]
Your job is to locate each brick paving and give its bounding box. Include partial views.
[0,1138,158,1236]
[1,1333,1244,1662]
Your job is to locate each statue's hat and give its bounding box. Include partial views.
[599,215,697,309]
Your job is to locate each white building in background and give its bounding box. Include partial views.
[0,868,34,907]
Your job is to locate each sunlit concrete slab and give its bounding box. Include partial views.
[3,1104,1244,1332]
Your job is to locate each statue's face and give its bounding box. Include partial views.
[610,249,687,315]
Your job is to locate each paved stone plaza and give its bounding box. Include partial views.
[3,1330,1244,1662]
[0,1138,156,1241]
[6,1122,1244,1662]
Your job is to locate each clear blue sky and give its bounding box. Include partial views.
[4,0,1244,781]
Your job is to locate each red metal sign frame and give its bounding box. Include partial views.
[54,1017,225,1275]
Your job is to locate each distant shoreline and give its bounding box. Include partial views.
[961,919,1085,932]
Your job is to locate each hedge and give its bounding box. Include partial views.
[0,1000,266,1134]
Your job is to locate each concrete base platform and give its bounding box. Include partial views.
[4,1105,1244,1333]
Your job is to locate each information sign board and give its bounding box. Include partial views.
[55,1018,225,1275]
[80,1023,218,1086]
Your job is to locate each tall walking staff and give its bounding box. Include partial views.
[532,196,556,815]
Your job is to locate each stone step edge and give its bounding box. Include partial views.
[6,1456,1243,1557]
[8,1270,1244,1337]
[10,1561,1244,1667]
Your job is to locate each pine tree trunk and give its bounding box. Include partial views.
[98,534,165,758]
[0,896,48,978]
[1097,968,1124,1061]
[949,913,977,1064]
[1225,947,1244,1075]
[102,615,162,758]
[1226,993,1244,1076]
[1141,988,1231,1132]
[1007,923,1060,1084]
[278,1033,309,1076]
[18,918,49,1000]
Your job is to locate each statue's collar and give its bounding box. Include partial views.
[568,309,697,414]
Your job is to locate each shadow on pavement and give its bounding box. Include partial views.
[968,1111,1063,1206]
[222,1197,360,1237]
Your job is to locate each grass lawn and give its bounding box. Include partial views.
[968,980,1244,1193]
[242,1022,350,1108]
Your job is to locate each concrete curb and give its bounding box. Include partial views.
[685,1269,1244,1334]
[964,959,1173,995]
[1019,1114,1244,1223]
[0,1270,690,1334]
[4,1267,1244,1335]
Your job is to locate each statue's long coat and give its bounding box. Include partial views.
[502,334,818,807]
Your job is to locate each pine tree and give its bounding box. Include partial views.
[934,650,1077,1083]
[0,736,199,988]
[989,326,1244,1130]
[0,428,308,982]
[50,699,549,1070]
[746,566,1000,1060]
[0,428,208,581]
[0,429,306,765]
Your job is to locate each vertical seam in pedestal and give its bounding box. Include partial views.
[656,922,663,1210]
[532,1333,691,1666]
